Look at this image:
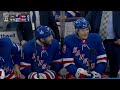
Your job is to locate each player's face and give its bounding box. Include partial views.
[44,35,53,45]
[78,28,89,39]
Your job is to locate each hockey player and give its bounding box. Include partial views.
[0,37,22,79]
[62,17,107,79]
[20,25,62,79]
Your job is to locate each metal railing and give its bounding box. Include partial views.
[58,11,82,39]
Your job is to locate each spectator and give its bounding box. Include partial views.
[16,11,60,46]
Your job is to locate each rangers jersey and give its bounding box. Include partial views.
[20,39,62,78]
[0,38,21,79]
[62,33,107,75]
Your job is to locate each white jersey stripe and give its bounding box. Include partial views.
[64,63,75,67]
[63,58,74,61]
[97,54,107,59]
[53,59,62,62]
[97,60,107,63]
[20,62,31,66]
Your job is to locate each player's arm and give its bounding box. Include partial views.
[62,39,91,78]
[11,42,21,65]
[0,56,6,79]
[11,42,22,78]
[20,46,33,78]
[62,39,77,74]
[94,35,107,75]
[51,41,63,73]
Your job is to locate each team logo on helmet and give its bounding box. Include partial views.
[83,24,87,28]
[39,30,44,34]
[36,25,52,39]
[74,17,90,29]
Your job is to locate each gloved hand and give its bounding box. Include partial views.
[91,71,101,78]
[28,70,55,79]
[0,68,5,79]
[28,72,47,79]
[75,68,91,79]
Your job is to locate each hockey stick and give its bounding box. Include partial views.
[87,48,97,73]
[59,11,65,51]
[30,11,39,78]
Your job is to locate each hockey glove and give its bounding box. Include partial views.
[75,68,91,79]
[28,72,47,79]
[91,71,101,78]
[0,68,5,79]
[28,70,55,79]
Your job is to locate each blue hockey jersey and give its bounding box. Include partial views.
[20,39,62,78]
[0,38,21,79]
[62,33,107,76]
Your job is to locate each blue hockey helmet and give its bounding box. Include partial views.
[35,25,52,39]
[74,17,90,30]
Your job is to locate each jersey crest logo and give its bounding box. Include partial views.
[38,60,44,66]
[79,54,85,60]
[83,58,88,64]
[39,30,44,34]
[75,50,80,56]
[42,63,47,69]
[73,47,78,53]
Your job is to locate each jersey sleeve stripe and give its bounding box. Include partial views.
[20,65,32,69]
[97,54,107,59]
[53,59,62,62]
[63,58,74,61]
[53,59,62,64]
[62,58,75,67]
[97,57,107,61]
[64,62,75,67]
[20,62,31,66]
[97,54,107,63]
[97,60,107,63]
[20,62,32,69]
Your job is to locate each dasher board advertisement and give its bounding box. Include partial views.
[0,31,20,45]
